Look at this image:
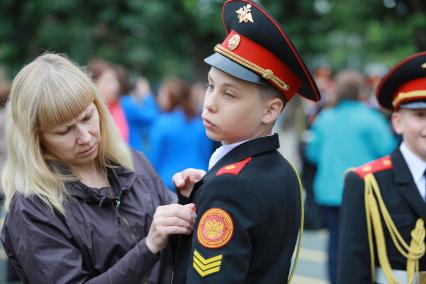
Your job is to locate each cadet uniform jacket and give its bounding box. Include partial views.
[173,134,301,284]
[337,148,426,283]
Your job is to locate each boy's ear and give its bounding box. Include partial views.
[261,98,283,124]
[391,111,403,135]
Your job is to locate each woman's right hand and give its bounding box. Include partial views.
[146,203,196,254]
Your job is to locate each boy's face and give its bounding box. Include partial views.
[202,67,280,145]
[392,108,426,161]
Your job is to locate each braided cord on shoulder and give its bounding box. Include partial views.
[364,173,425,284]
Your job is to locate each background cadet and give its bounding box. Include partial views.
[338,51,426,284]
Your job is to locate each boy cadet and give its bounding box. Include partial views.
[172,0,321,283]
[338,51,426,284]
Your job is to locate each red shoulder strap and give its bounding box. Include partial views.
[353,156,392,178]
[216,157,253,176]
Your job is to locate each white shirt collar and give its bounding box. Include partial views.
[400,142,426,198]
[208,140,248,170]
[208,134,274,170]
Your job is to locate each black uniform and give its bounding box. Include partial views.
[173,134,301,283]
[338,149,426,283]
[171,0,321,281]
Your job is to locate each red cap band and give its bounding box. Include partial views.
[217,30,302,101]
[393,77,426,108]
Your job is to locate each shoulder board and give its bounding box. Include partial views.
[353,156,392,178]
[215,157,253,176]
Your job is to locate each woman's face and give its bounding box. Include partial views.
[96,69,120,103]
[40,103,101,168]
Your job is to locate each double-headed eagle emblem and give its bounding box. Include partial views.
[236,4,254,23]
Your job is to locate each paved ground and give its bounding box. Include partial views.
[277,127,331,283]
[293,229,330,284]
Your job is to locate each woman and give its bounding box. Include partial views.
[1,53,195,283]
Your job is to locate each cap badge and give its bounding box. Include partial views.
[421,62,426,69]
[236,4,254,23]
[227,34,240,50]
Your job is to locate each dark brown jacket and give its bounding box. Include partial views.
[1,151,177,284]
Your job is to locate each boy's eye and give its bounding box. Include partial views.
[223,92,235,99]
[206,83,214,91]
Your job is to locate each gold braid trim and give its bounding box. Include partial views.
[393,90,426,107]
[214,44,290,91]
[364,173,425,284]
[365,176,376,281]
[287,159,304,284]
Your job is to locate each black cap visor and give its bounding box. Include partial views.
[204,53,266,85]
[399,101,426,110]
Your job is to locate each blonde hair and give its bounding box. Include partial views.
[1,53,133,214]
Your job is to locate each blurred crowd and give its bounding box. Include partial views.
[0,59,398,283]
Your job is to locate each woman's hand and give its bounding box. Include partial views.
[146,203,196,254]
[172,168,206,198]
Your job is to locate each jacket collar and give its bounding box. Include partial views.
[209,134,279,173]
[191,134,279,198]
[66,165,136,205]
[392,148,426,219]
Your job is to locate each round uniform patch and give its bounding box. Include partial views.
[197,208,234,249]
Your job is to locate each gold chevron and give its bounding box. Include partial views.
[194,250,223,264]
[193,261,221,277]
[193,256,221,270]
[192,250,223,277]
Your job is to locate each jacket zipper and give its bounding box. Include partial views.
[107,187,139,246]
[119,209,138,246]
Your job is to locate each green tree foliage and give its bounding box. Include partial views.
[262,0,424,71]
[0,0,224,82]
[0,0,424,82]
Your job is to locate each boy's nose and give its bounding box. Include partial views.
[203,94,218,113]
